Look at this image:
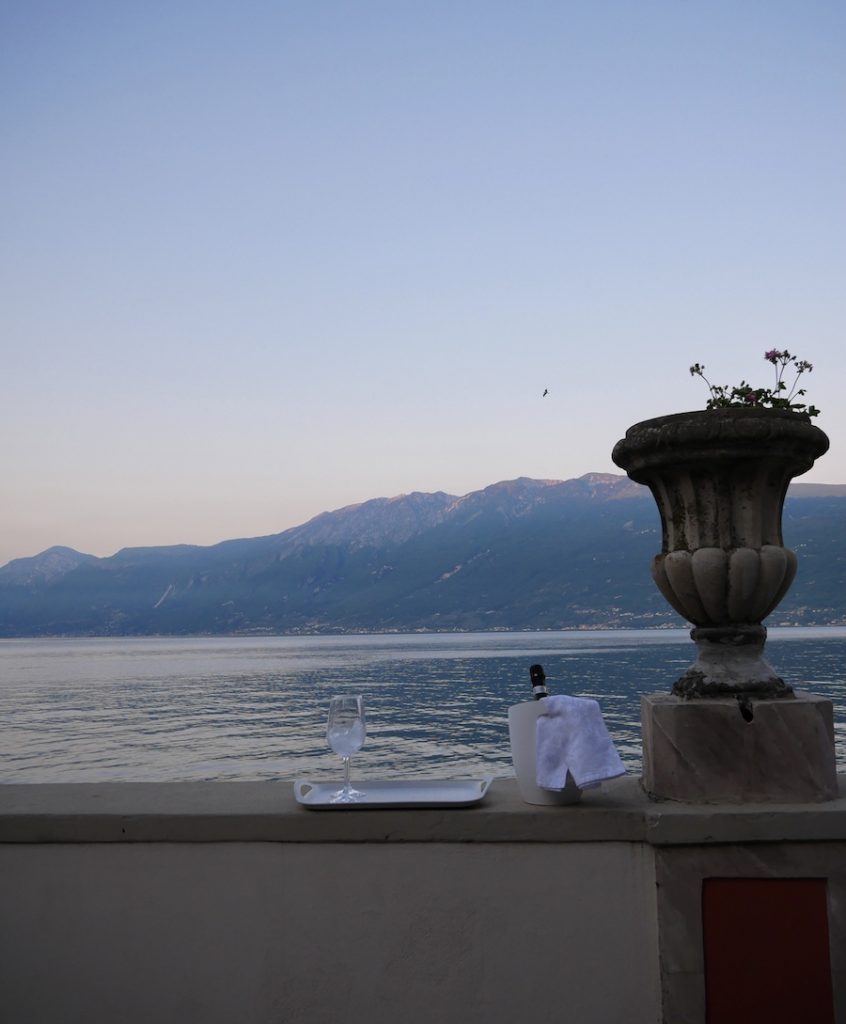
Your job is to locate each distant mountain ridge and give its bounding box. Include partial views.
[0,545,99,586]
[2,474,845,636]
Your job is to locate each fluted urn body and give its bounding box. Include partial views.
[612,408,829,696]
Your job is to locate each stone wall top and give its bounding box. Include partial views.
[2,776,845,846]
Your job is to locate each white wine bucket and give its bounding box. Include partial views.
[508,700,582,806]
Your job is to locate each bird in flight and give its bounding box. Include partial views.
[542,389,549,397]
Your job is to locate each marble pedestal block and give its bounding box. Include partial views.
[641,692,838,803]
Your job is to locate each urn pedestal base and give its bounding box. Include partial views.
[672,625,792,698]
[641,692,837,803]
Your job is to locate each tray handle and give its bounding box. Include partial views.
[478,776,494,799]
[294,780,315,802]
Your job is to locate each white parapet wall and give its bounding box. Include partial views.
[0,840,659,1023]
[1,777,845,1024]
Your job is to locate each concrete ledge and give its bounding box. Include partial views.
[2,775,846,845]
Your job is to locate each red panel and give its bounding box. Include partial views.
[702,878,834,1024]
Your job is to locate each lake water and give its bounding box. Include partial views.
[1,628,845,783]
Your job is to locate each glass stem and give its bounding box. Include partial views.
[343,756,351,792]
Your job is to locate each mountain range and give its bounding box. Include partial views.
[2,473,845,637]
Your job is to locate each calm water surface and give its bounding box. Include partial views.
[1,628,845,783]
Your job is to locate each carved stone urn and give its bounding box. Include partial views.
[612,407,829,698]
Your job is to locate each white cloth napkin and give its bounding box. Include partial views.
[535,694,626,790]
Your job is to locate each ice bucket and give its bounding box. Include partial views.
[508,700,582,805]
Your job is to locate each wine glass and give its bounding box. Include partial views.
[326,695,366,803]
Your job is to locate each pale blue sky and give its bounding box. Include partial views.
[2,1,844,566]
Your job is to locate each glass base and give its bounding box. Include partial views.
[329,784,365,804]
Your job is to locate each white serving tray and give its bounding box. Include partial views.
[294,777,493,810]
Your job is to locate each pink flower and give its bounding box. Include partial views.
[764,349,780,364]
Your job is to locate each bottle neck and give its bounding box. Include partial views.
[529,663,548,700]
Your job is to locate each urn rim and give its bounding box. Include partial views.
[612,406,829,476]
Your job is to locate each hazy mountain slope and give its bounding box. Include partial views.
[0,546,98,585]
[1,476,844,636]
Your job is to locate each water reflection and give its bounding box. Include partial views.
[1,629,844,783]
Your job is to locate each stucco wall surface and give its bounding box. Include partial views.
[0,840,660,1024]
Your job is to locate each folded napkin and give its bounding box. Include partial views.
[536,694,626,790]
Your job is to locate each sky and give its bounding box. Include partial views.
[2,1,844,567]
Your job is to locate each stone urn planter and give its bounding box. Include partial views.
[612,407,829,698]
